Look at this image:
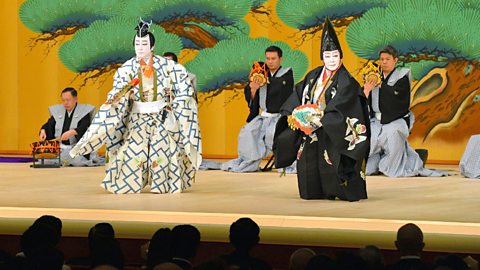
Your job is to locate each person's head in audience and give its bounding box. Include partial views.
[306,254,337,270]
[88,222,115,250]
[229,217,260,253]
[163,52,178,63]
[147,228,173,270]
[20,225,57,257]
[32,215,62,246]
[336,251,369,270]
[395,223,425,257]
[289,248,316,270]
[90,222,115,237]
[171,224,201,261]
[358,245,385,270]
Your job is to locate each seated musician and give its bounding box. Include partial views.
[39,87,103,166]
[221,46,296,172]
[363,45,444,177]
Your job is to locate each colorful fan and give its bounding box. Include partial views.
[287,104,324,135]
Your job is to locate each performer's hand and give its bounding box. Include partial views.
[39,129,47,141]
[249,80,261,97]
[363,79,377,97]
[61,130,78,141]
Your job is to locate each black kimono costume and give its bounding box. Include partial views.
[273,65,370,201]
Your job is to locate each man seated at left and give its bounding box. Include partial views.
[39,87,103,166]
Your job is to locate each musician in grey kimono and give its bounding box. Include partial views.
[222,46,295,172]
[364,45,444,177]
[39,87,102,166]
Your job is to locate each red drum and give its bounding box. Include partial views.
[249,61,269,87]
[30,140,61,159]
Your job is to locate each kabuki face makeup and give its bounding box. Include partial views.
[323,50,342,71]
[320,18,343,71]
[135,35,152,60]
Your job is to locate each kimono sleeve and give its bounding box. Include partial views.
[169,63,202,168]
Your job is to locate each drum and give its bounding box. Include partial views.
[361,61,382,85]
[249,61,269,87]
[30,140,61,159]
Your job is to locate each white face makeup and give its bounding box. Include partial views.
[134,35,152,60]
[323,50,341,71]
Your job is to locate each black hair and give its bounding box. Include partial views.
[379,45,398,58]
[88,223,115,242]
[163,52,178,62]
[147,228,173,270]
[229,217,260,251]
[61,87,77,97]
[171,225,200,259]
[265,46,283,57]
[133,20,155,49]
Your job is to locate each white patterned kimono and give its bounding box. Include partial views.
[70,56,202,194]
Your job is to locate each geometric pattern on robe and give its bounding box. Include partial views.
[274,65,370,201]
[459,134,480,179]
[70,56,202,193]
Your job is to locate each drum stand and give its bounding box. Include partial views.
[32,149,62,168]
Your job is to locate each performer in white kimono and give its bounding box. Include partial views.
[364,45,445,177]
[162,52,198,94]
[39,87,102,166]
[70,19,201,194]
[221,46,295,172]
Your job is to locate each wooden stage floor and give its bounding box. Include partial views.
[0,163,479,254]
